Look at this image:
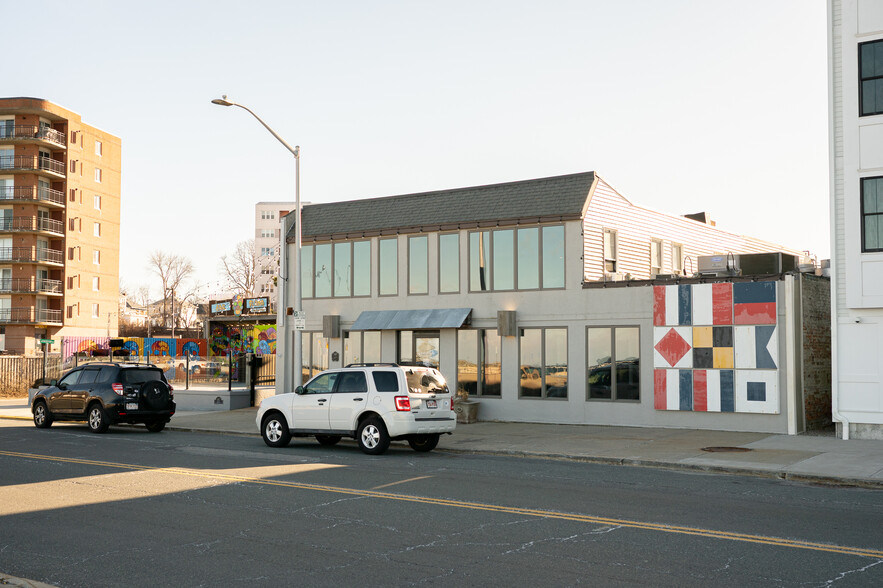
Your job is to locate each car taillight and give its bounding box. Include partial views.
[394,396,411,411]
[167,382,174,391]
[451,397,455,411]
[111,383,124,396]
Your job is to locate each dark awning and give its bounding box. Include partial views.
[350,308,472,331]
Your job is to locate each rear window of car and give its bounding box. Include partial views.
[372,371,400,392]
[96,366,117,383]
[405,369,449,395]
[79,369,100,384]
[121,368,164,384]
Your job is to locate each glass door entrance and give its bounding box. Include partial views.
[398,330,440,368]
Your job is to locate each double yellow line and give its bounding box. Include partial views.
[2,449,881,559]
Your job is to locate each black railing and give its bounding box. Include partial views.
[0,278,63,294]
[0,125,66,147]
[0,307,62,324]
[0,185,65,206]
[0,155,65,175]
[0,247,64,264]
[0,216,63,235]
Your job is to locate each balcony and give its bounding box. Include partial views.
[0,216,64,236]
[0,247,64,265]
[0,185,65,207]
[0,277,63,295]
[0,154,66,177]
[0,307,63,325]
[0,125,66,148]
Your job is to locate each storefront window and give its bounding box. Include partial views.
[588,326,640,401]
[519,328,567,398]
[458,329,501,398]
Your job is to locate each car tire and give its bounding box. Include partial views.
[357,417,390,455]
[33,400,53,429]
[315,434,342,446]
[87,403,110,434]
[145,420,166,433]
[141,381,171,410]
[408,434,440,453]
[261,413,291,448]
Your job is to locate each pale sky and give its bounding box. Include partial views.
[6,0,829,297]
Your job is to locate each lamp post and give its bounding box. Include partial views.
[212,96,303,390]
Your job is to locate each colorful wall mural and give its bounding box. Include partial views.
[61,325,276,361]
[652,282,779,414]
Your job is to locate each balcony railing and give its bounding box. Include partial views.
[0,307,63,325]
[0,125,66,147]
[0,154,66,175]
[0,247,64,265]
[0,185,65,206]
[0,278,63,294]
[0,216,64,235]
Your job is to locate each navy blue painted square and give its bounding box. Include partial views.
[720,370,735,412]
[747,381,767,402]
[733,281,776,304]
[679,369,693,411]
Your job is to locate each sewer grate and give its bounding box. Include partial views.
[701,446,753,453]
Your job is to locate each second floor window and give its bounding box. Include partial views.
[860,39,883,117]
[650,239,662,275]
[603,229,618,273]
[862,176,883,252]
[408,235,428,295]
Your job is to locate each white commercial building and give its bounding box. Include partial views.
[254,201,297,302]
[828,0,883,439]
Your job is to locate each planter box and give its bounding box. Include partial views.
[454,400,479,424]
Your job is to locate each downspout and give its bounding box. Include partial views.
[827,0,848,439]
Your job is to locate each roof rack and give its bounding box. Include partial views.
[344,362,400,368]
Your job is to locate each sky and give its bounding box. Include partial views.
[6,0,830,298]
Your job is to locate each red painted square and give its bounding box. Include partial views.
[653,286,666,326]
[693,370,708,411]
[734,302,776,325]
[654,370,666,410]
[712,283,732,325]
[654,328,691,367]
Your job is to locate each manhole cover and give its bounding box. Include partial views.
[701,446,752,453]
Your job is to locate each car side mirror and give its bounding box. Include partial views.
[294,386,305,395]
[48,379,58,387]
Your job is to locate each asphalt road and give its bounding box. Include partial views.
[1,419,882,587]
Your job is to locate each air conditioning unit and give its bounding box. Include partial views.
[652,273,679,281]
[604,272,625,282]
[697,254,740,276]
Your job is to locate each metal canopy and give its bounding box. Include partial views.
[350,308,472,331]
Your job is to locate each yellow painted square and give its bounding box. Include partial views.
[693,326,712,348]
[713,347,734,369]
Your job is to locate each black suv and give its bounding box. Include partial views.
[32,363,176,433]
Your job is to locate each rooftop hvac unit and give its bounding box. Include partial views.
[697,254,740,277]
[739,252,798,275]
[652,273,679,281]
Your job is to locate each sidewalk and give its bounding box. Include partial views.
[2,393,882,489]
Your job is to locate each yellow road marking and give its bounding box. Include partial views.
[372,475,433,490]
[2,450,881,559]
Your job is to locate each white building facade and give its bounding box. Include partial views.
[254,201,296,302]
[275,173,826,433]
[828,0,883,439]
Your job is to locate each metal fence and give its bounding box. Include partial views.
[0,355,62,395]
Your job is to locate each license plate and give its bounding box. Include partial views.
[426,400,437,409]
[126,403,138,410]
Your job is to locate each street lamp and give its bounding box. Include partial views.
[212,95,303,390]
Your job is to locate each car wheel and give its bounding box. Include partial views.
[408,434,440,453]
[87,403,110,434]
[145,420,166,433]
[315,434,342,446]
[261,413,291,448]
[357,417,390,455]
[33,400,53,429]
[141,381,171,410]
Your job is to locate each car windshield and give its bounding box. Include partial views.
[405,369,449,395]
[121,369,164,384]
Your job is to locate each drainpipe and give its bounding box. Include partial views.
[827,0,848,440]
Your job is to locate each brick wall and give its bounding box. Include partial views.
[801,274,832,430]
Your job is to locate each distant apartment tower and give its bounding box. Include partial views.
[254,201,296,303]
[828,0,883,439]
[0,98,121,355]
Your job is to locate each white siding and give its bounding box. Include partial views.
[582,179,805,282]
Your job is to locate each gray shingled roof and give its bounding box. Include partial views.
[286,171,596,242]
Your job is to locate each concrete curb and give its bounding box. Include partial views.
[0,573,57,587]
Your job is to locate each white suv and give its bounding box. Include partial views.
[256,363,456,454]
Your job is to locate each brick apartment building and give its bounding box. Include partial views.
[0,97,120,355]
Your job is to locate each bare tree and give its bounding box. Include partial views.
[148,251,195,330]
[219,239,258,297]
